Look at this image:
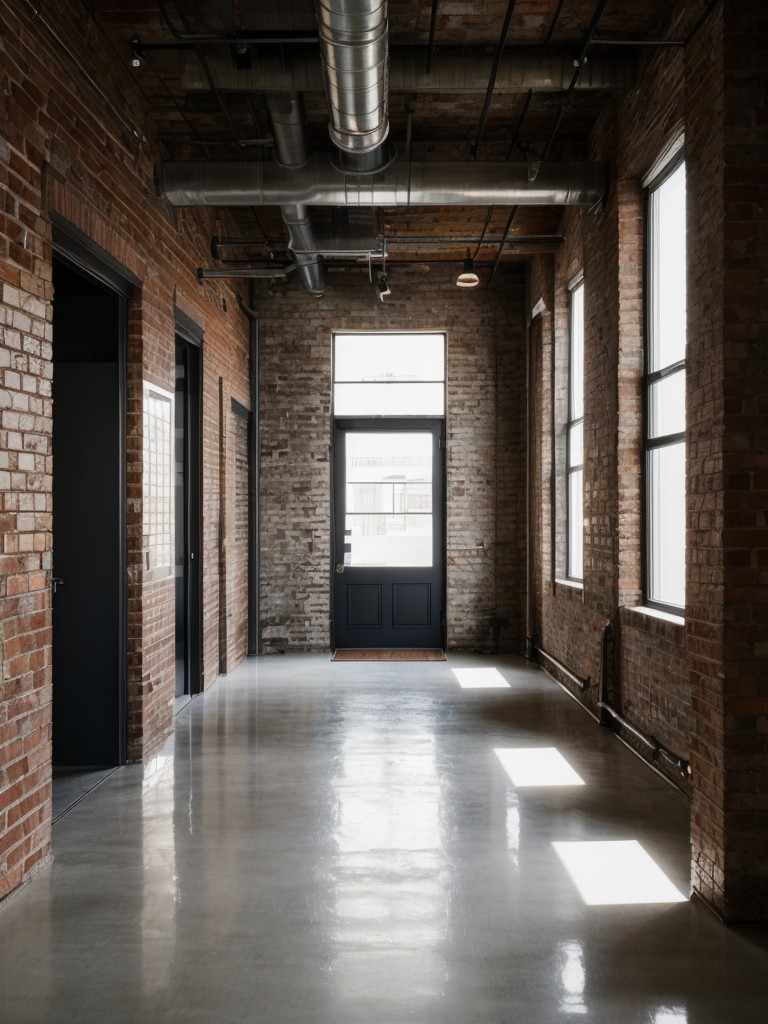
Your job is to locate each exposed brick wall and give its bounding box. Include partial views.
[530,0,768,921]
[0,1,250,898]
[254,263,527,654]
[685,0,728,916]
[0,271,52,899]
[686,0,768,922]
[529,16,691,738]
[225,404,250,669]
[717,0,768,923]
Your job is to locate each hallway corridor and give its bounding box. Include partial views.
[1,655,767,1023]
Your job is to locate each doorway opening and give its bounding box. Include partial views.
[332,333,446,651]
[174,324,202,710]
[51,254,128,815]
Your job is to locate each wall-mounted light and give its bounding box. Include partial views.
[377,273,391,301]
[129,35,143,69]
[456,253,479,288]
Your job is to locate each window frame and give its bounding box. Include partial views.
[565,277,585,583]
[643,152,686,615]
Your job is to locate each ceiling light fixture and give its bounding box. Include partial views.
[456,252,480,288]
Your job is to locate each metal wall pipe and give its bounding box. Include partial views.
[180,46,636,94]
[162,154,607,207]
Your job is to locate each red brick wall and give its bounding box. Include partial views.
[530,0,768,921]
[687,0,768,922]
[254,263,527,653]
[529,15,692,750]
[0,1,250,899]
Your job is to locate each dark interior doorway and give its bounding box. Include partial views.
[51,257,127,769]
[174,331,202,706]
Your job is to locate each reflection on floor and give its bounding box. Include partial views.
[3,653,768,1024]
[52,765,118,822]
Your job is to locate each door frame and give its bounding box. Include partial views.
[330,417,446,650]
[174,311,203,698]
[51,217,139,766]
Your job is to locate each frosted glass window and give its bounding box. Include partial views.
[649,162,686,372]
[344,432,433,567]
[334,333,445,416]
[566,280,584,582]
[569,283,584,420]
[648,369,685,439]
[568,469,584,581]
[648,442,685,608]
[569,420,583,466]
[334,382,444,417]
[646,156,686,612]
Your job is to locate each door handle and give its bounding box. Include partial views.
[335,562,345,574]
[52,577,64,594]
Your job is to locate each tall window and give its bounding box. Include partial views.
[645,157,686,611]
[566,280,585,581]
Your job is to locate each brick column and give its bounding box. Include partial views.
[687,0,768,922]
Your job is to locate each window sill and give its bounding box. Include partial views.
[621,605,685,644]
[632,605,684,625]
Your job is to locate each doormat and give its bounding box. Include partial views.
[332,649,446,662]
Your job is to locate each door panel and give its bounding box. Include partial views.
[174,339,202,698]
[333,420,444,649]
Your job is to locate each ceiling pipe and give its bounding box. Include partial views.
[162,155,607,207]
[265,93,326,296]
[180,45,636,94]
[315,0,390,169]
[198,266,298,279]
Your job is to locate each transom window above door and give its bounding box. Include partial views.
[333,332,446,416]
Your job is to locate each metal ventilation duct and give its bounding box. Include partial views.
[265,94,325,295]
[315,0,389,157]
[162,155,608,208]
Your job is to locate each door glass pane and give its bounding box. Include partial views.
[648,442,685,608]
[345,433,433,567]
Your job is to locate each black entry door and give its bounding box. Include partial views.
[174,339,202,699]
[333,419,444,649]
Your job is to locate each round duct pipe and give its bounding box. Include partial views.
[315,0,390,156]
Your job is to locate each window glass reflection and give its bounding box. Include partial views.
[330,718,447,1008]
[557,940,588,1016]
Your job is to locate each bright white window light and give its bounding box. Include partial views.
[452,667,510,689]
[552,841,687,905]
[494,747,585,787]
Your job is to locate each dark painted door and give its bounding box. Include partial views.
[333,419,444,649]
[174,339,202,699]
[52,361,123,764]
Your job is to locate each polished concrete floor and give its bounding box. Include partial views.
[2,654,768,1023]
